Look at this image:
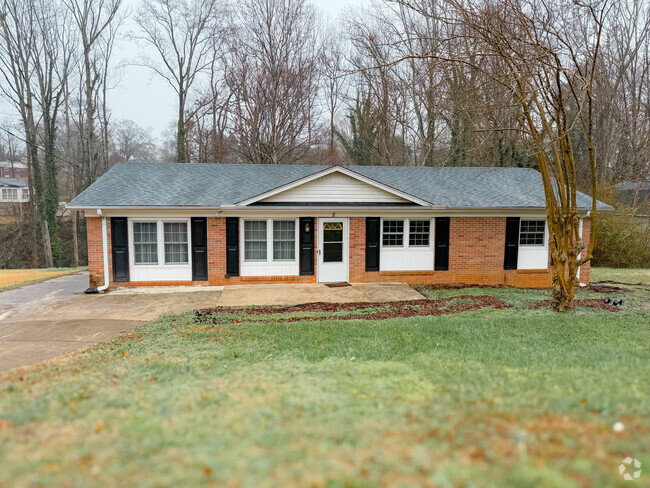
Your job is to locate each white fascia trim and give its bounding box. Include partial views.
[235,165,433,207]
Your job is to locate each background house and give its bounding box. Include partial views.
[0,178,30,217]
[0,160,28,181]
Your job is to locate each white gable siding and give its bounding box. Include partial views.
[261,172,409,203]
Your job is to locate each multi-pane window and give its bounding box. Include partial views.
[273,221,295,261]
[409,220,430,246]
[382,220,404,246]
[520,220,545,245]
[21,189,29,200]
[244,220,267,261]
[164,222,188,264]
[133,222,158,264]
[2,189,18,201]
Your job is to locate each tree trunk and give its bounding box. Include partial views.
[72,210,79,265]
[42,219,53,268]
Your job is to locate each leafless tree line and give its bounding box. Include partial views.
[0,0,649,279]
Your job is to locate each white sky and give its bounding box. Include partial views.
[107,0,369,143]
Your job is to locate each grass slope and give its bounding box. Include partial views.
[0,271,648,487]
[0,267,87,292]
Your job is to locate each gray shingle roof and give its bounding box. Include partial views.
[0,177,28,188]
[67,162,611,210]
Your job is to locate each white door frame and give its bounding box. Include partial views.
[317,217,349,283]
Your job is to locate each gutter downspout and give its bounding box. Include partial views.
[84,209,110,294]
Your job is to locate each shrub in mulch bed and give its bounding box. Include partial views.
[531,299,620,312]
[195,295,511,323]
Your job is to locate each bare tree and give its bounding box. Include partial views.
[65,0,123,185]
[448,0,605,310]
[225,0,323,164]
[135,0,220,163]
[112,119,156,162]
[320,30,348,159]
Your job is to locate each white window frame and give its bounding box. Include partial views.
[163,221,190,265]
[241,218,299,264]
[129,218,192,269]
[380,218,434,250]
[519,219,546,247]
[243,220,268,262]
[21,189,29,201]
[381,219,405,247]
[1,188,18,202]
[408,219,432,247]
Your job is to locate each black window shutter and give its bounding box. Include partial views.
[434,217,450,271]
[504,217,520,270]
[299,217,314,275]
[226,217,239,276]
[111,217,129,282]
[191,217,208,281]
[366,217,380,271]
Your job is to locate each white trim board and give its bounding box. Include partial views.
[236,166,433,207]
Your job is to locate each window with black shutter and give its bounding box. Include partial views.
[504,217,520,270]
[226,217,239,276]
[191,217,208,281]
[434,217,450,271]
[366,217,380,271]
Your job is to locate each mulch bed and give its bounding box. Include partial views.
[531,298,620,312]
[423,283,510,290]
[591,280,648,287]
[195,295,511,323]
[587,284,630,294]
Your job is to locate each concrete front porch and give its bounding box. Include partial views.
[212,282,425,307]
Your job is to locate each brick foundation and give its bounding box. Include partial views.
[86,215,592,290]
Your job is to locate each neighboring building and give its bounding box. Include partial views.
[0,177,30,216]
[0,161,28,180]
[68,163,611,290]
[615,181,650,208]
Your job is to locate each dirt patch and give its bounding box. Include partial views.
[531,298,620,312]
[195,295,510,323]
[587,284,630,293]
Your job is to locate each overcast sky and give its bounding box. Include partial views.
[107,0,369,143]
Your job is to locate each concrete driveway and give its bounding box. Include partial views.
[0,273,424,372]
[0,272,222,372]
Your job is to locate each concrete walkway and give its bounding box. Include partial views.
[0,274,424,372]
[0,272,221,372]
[215,283,425,307]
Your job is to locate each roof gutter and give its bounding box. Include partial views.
[84,208,109,294]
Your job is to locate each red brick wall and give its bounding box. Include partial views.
[87,216,112,289]
[86,215,593,290]
[349,216,554,288]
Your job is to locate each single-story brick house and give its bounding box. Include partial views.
[67,163,610,291]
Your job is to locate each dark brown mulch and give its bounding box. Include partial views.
[531,298,620,312]
[195,295,511,323]
[423,283,510,290]
[587,284,630,294]
[591,280,649,287]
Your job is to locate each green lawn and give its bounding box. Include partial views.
[0,271,648,487]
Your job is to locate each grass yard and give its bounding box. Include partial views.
[0,270,648,487]
[0,267,87,292]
